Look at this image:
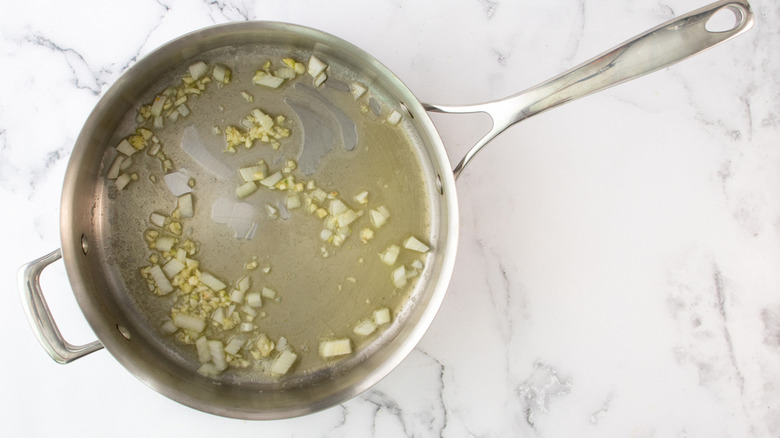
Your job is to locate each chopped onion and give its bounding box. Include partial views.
[240,322,255,332]
[155,236,175,252]
[311,188,327,203]
[212,63,230,84]
[208,340,227,371]
[235,181,258,199]
[328,199,348,216]
[239,165,266,182]
[153,115,164,129]
[350,82,367,100]
[261,287,277,300]
[369,208,389,228]
[237,276,250,293]
[380,244,400,265]
[160,319,178,334]
[260,171,283,188]
[253,71,285,88]
[373,308,391,325]
[116,139,136,156]
[319,338,352,358]
[387,109,402,125]
[211,307,225,323]
[275,67,296,79]
[412,259,424,270]
[320,228,333,241]
[162,258,185,278]
[307,55,327,77]
[177,103,191,117]
[229,288,245,304]
[256,334,274,357]
[354,191,369,205]
[195,336,211,363]
[189,61,209,80]
[245,292,262,308]
[313,72,327,87]
[178,193,194,218]
[391,265,407,288]
[150,95,165,117]
[353,319,377,336]
[200,271,227,291]
[337,209,358,227]
[270,349,297,375]
[224,337,245,355]
[150,265,173,295]
[403,236,430,253]
[106,156,124,179]
[197,363,219,377]
[285,194,301,210]
[172,313,205,333]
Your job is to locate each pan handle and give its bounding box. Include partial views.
[18,249,103,364]
[424,0,754,178]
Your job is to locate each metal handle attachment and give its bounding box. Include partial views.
[425,0,754,178]
[18,249,103,364]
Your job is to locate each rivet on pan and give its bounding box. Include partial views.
[400,101,413,119]
[436,174,444,195]
[81,234,89,255]
[117,324,132,341]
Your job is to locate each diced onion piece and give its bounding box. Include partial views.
[150,213,166,228]
[150,265,173,295]
[106,156,124,179]
[253,71,285,88]
[212,63,230,83]
[240,322,255,332]
[237,276,250,293]
[197,363,219,377]
[120,156,133,171]
[307,55,327,77]
[319,338,352,358]
[311,188,327,203]
[403,236,430,253]
[350,82,367,100]
[285,194,301,210]
[353,319,377,336]
[380,244,400,265]
[256,334,274,357]
[189,61,209,80]
[276,337,288,352]
[195,336,211,363]
[387,109,402,125]
[369,209,388,228]
[116,139,136,156]
[391,265,407,288]
[208,340,227,371]
[155,236,175,252]
[246,292,262,308]
[260,171,283,188]
[211,307,225,323]
[359,227,375,243]
[160,319,178,334]
[313,72,327,87]
[354,191,369,205]
[261,287,277,300]
[235,181,258,199]
[271,349,297,375]
[412,259,424,270]
[320,229,333,241]
[274,67,296,79]
[241,305,258,317]
[229,288,245,304]
[172,313,205,333]
[239,165,266,182]
[162,258,185,278]
[373,308,391,325]
[328,199,348,216]
[177,103,190,117]
[224,337,245,355]
[150,96,165,117]
[178,193,194,218]
[153,115,164,129]
[337,209,358,227]
[200,271,227,291]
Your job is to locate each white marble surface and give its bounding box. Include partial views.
[2,0,779,436]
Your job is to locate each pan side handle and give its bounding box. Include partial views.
[18,249,103,364]
[424,0,754,179]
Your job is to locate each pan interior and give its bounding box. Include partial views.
[62,23,457,418]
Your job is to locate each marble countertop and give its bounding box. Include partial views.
[2,0,778,436]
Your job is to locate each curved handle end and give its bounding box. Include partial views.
[18,249,103,364]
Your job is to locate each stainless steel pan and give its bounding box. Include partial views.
[19,0,753,420]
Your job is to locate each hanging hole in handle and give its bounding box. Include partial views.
[705,6,743,33]
[117,324,132,340]
[81,234,89,255]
